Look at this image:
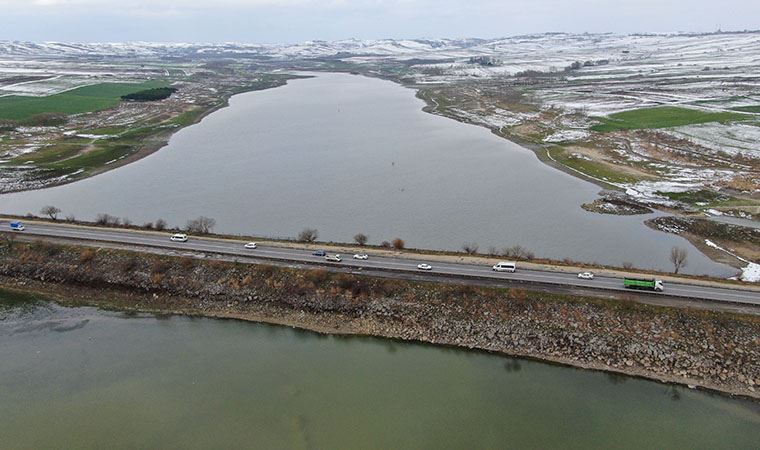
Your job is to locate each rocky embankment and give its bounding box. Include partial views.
[581,196,653,215]
[1,239,758,399]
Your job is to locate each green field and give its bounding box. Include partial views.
[731,105,760,113]
[591,106,750,132]
[0,80,168,121]
[12,122,167,175]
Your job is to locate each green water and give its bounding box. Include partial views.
[1,290,758,449]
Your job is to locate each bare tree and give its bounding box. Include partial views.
[40,205,61,220]
[669,247,688,274]
[154,219,167,231]
[380,241,391,248]
[298,228,319,243]
[186,216,216,234]
[622,261,634,270]
[462,242,479,255]
[122,217,132,227]
[392,238,405,250]
[96,213,120,226]
[353,233,368,246]
[65,214,76,222]
[501,245,535,260]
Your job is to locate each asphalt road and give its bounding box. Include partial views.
[5,221,760,306]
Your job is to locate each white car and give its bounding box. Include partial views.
[244,242,258,249]
[417,263,432,271]
[577,272,595,280]
[325,254,342,262]
[353,254,369,260]
[170,233,188,242]
[492,261,517,272]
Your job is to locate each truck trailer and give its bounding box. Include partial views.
[624,277,664,292]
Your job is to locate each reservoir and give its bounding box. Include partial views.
[0,73,734,276]
[1,290,759,449]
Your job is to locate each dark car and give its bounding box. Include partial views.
[313,249,327,257]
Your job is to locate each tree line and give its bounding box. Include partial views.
[121,87,178,102]
[31,205,691,273]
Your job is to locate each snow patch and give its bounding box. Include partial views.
[543,129,590,143]
[704,239,760,282]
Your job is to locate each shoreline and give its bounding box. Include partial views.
[3,277,758,402]
[413,86,621,192]
[1,241,758,401]
[0,77,299,195]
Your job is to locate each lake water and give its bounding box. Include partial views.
[0,73,734,276]
[1,290,759,449]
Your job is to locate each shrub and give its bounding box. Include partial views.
[121,257,140,273]
[256,264,277,279]
[154,219,167,231]
[95,213,120,226]
[79,248,96,263]
[392,238,405,250]
[186,216,216,234]
[0,119,17,132]
[33,241,61,257]
[151,259,171,274]
[23,112,66,127]
[509,287,528,304]
[462,242,479,255]
[151,273,165,285]
[353,233,368,246]
[306,268,330,285]
[380,241,391,248]
[143,222,154,229]
[336,273,355,290]
[501,245,534,260]
[298,228,319,243]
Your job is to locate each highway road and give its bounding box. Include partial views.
[5,221,760,306]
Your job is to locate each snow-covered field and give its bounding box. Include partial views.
[666,123,760,159]
[2,32,759,202]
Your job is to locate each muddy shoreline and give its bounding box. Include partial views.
[1,241,757,400]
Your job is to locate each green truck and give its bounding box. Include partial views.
[624,277,664,292]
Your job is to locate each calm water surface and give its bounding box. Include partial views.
[0,73,734,275]
[1,291,759,449]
